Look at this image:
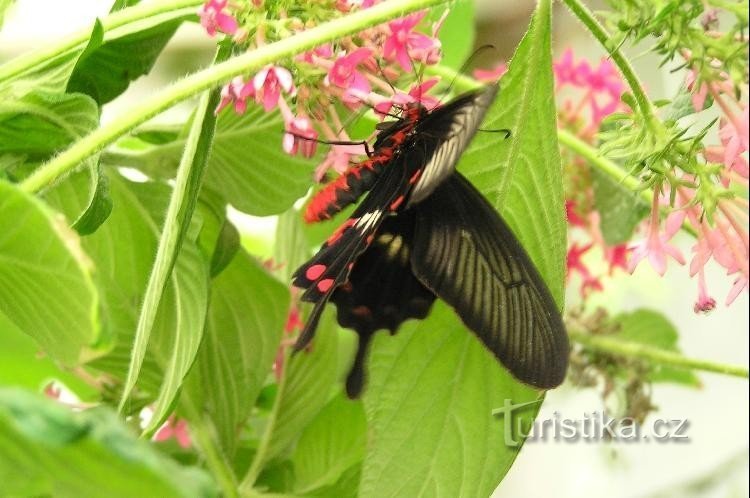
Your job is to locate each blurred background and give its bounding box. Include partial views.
[1,1,747,497]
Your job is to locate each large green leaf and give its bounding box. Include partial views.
[67,16,185,105]
[130,107,315,216]
[291,394,366,494]
[0,387,217,498]
[0,90,112,234]
[360,305,539,498]
[244,310,339,487]
[359,0,565,496]
[0,181,103,365]
[55,173,210,419]
[184,251,289,457]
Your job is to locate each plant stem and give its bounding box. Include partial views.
[557,128,699,238]
[0,0,201,83]
[569,330,749,378]
[560,0,658,129]
[182,400,239,498]
[19,0,448,194]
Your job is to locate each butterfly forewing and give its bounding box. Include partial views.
[411,173,569,389]
[407,84,498,205]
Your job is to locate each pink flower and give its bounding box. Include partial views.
[314,143,366,182]
[253,66,295,112]
[384,12,440,71]
[215,76,254,114]
[326,48,373,105]
[473,63,508,83]
[553,48,584,87]
[726,274,748,305]
[154,417,191,449]
[686,70,709,111]
[693,268,716,313]
[718,109,749,171]
[628,209,686,276]
[579,59,624,99]
[198,0,238,37]
[374,78,440,115]
[284,116,318,158]
[298,44,333,64]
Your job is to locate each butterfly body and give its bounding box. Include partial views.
[292,83,568,397]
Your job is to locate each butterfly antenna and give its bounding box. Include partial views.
[437,44,498,103]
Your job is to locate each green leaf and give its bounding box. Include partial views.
[118,85,220,431]
[0,90,113,234]
[0,181,103,365]
[0,91,99,162]
[273,208,313,282]
[613,309,700,386]
[360,305,540,498]
[291,394,366,494]
[0,387,218,498]
[243,310,339,488]
[135,106,315,216]
[0,312,96,397]
[591,167,650,244]
[360,1,564,495]
[67,16,184,105]
[184,251,289,457]
[65,172,210,413]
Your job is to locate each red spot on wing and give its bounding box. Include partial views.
[409,169,422,185]
[317,278,334,292]
[326,218,357,245]
[389,195,405,211]
[305,264,326,280]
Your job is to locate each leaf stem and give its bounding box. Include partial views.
[569,330,749,379]
[0,0,201,83]
[557,128,699,238]
[19,0,448,194]
[560,0,658,129]
[118,54,222,416]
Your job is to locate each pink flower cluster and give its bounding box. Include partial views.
[203,0,445,180]
[554,49,626,137]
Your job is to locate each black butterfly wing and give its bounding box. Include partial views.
[406,84,498,205]
[291,150,418,351]
[330,209,436,397]
[411,173,569,389]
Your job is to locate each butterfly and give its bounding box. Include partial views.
[291,82,569,398]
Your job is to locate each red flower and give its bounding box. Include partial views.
[374,78,440,115]
[253,66,295,112]
[153,417,191,449]
[198,0,238,37]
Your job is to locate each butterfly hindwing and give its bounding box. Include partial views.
[292,150,420,350]
[331,210,436,397]
[411,173,569,389]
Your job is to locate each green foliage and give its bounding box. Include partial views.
[613,309,701,386]
[116,105,316,216]
[0,388,217,498]
[592,167,650,244]
[0,181,103,365]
